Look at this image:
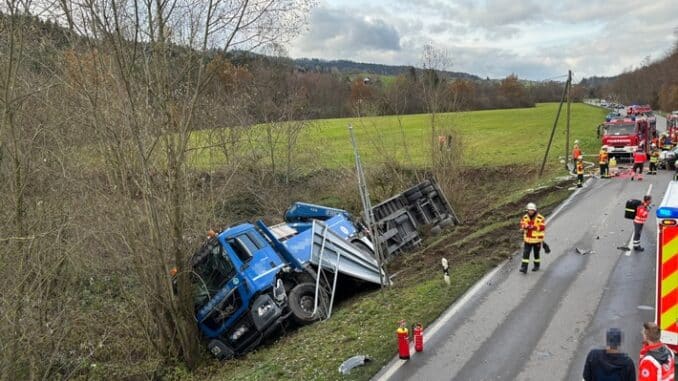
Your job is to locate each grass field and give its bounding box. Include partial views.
[188,103,605,170]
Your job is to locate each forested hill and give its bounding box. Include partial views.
[292,57,481,80]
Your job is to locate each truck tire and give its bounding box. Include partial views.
[420,184,435,194]
[289,283,326,325]
[439,217,454,227]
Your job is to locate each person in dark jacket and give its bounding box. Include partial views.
[583,328,636,381]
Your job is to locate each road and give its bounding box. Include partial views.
[373,162,673,379]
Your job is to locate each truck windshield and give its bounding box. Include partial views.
[190,238,236,306]
[604,124,635,135]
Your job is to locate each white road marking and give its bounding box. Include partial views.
[626,234,634,256]
[373,264,504,381]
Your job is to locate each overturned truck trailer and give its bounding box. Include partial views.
[370,178,460,256]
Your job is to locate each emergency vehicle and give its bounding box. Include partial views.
[656,180,678,351]
[600,117,654,159]
[668,112,678,143]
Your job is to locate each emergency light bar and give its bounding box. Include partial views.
[657,207,678,218]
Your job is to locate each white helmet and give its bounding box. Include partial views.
[526,202,537,211]
[574,139,580,145]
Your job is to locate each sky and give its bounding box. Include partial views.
[286,0,678,81]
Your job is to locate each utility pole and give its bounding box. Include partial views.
[348,124,387,289]
[565,70,572,170]
[540,71,572,177]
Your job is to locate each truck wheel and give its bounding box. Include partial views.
[439,217,454,227]
[420,185,435,194]
[289,283,326,325]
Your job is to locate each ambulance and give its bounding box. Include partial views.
[656,180,678,350]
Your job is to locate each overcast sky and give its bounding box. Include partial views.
[286,0,678,81]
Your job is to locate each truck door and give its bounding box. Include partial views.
[226,230,284,289]
[658,220,678,350]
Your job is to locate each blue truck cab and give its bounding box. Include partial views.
[191,223,293,359]
[190,214,386,360]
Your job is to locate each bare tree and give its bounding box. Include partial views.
[420,44,452,165]
[53,0,313,369]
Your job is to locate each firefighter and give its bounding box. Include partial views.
[609,156,618,177]
[632,195,651,251]
[572,140,582,173]
[632,147,647,181]
[638,321,675,380]
[648,144,660,175]
[652,134,660,149]
[576,155,585,188]
[598,146,609,178]
[661,133,672,150]
[519,203,545,273]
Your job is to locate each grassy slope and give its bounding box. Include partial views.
[166,103,606,381]
[188,103,604,170]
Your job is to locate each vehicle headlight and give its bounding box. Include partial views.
[257,301,274,317]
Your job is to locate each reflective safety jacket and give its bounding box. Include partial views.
[639,342,675,381]
[599,150,609,164]
[576,161,584,175]
[635,203,650,224]
[634,151,647,164]
[573,146,582,160]
[650,150,660,163]
[520,213,545,243]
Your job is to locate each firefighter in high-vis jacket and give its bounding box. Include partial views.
[519,203,545,273]
[633,195,651,251]
[576,156,585,188]
[649,144,660,175]
[598,146,609,178]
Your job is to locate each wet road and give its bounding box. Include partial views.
[373,169,673,381]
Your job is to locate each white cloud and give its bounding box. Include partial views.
[286,0,678,80]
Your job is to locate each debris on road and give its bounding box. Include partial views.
[338,355,372,375]
[575,248,595,255]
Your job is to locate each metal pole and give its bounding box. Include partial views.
[348,124,387,288]
[540,73,571,177]
[565,70,572,170]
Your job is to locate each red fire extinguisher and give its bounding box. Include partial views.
[413,322,424,352]
[397,320,410,360]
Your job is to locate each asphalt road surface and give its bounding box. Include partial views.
[373,169,674,381]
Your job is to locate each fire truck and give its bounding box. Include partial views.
[600,116,655,159]
[656,181,678,351]
[627,104,657,130]
[668,112,678,142]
